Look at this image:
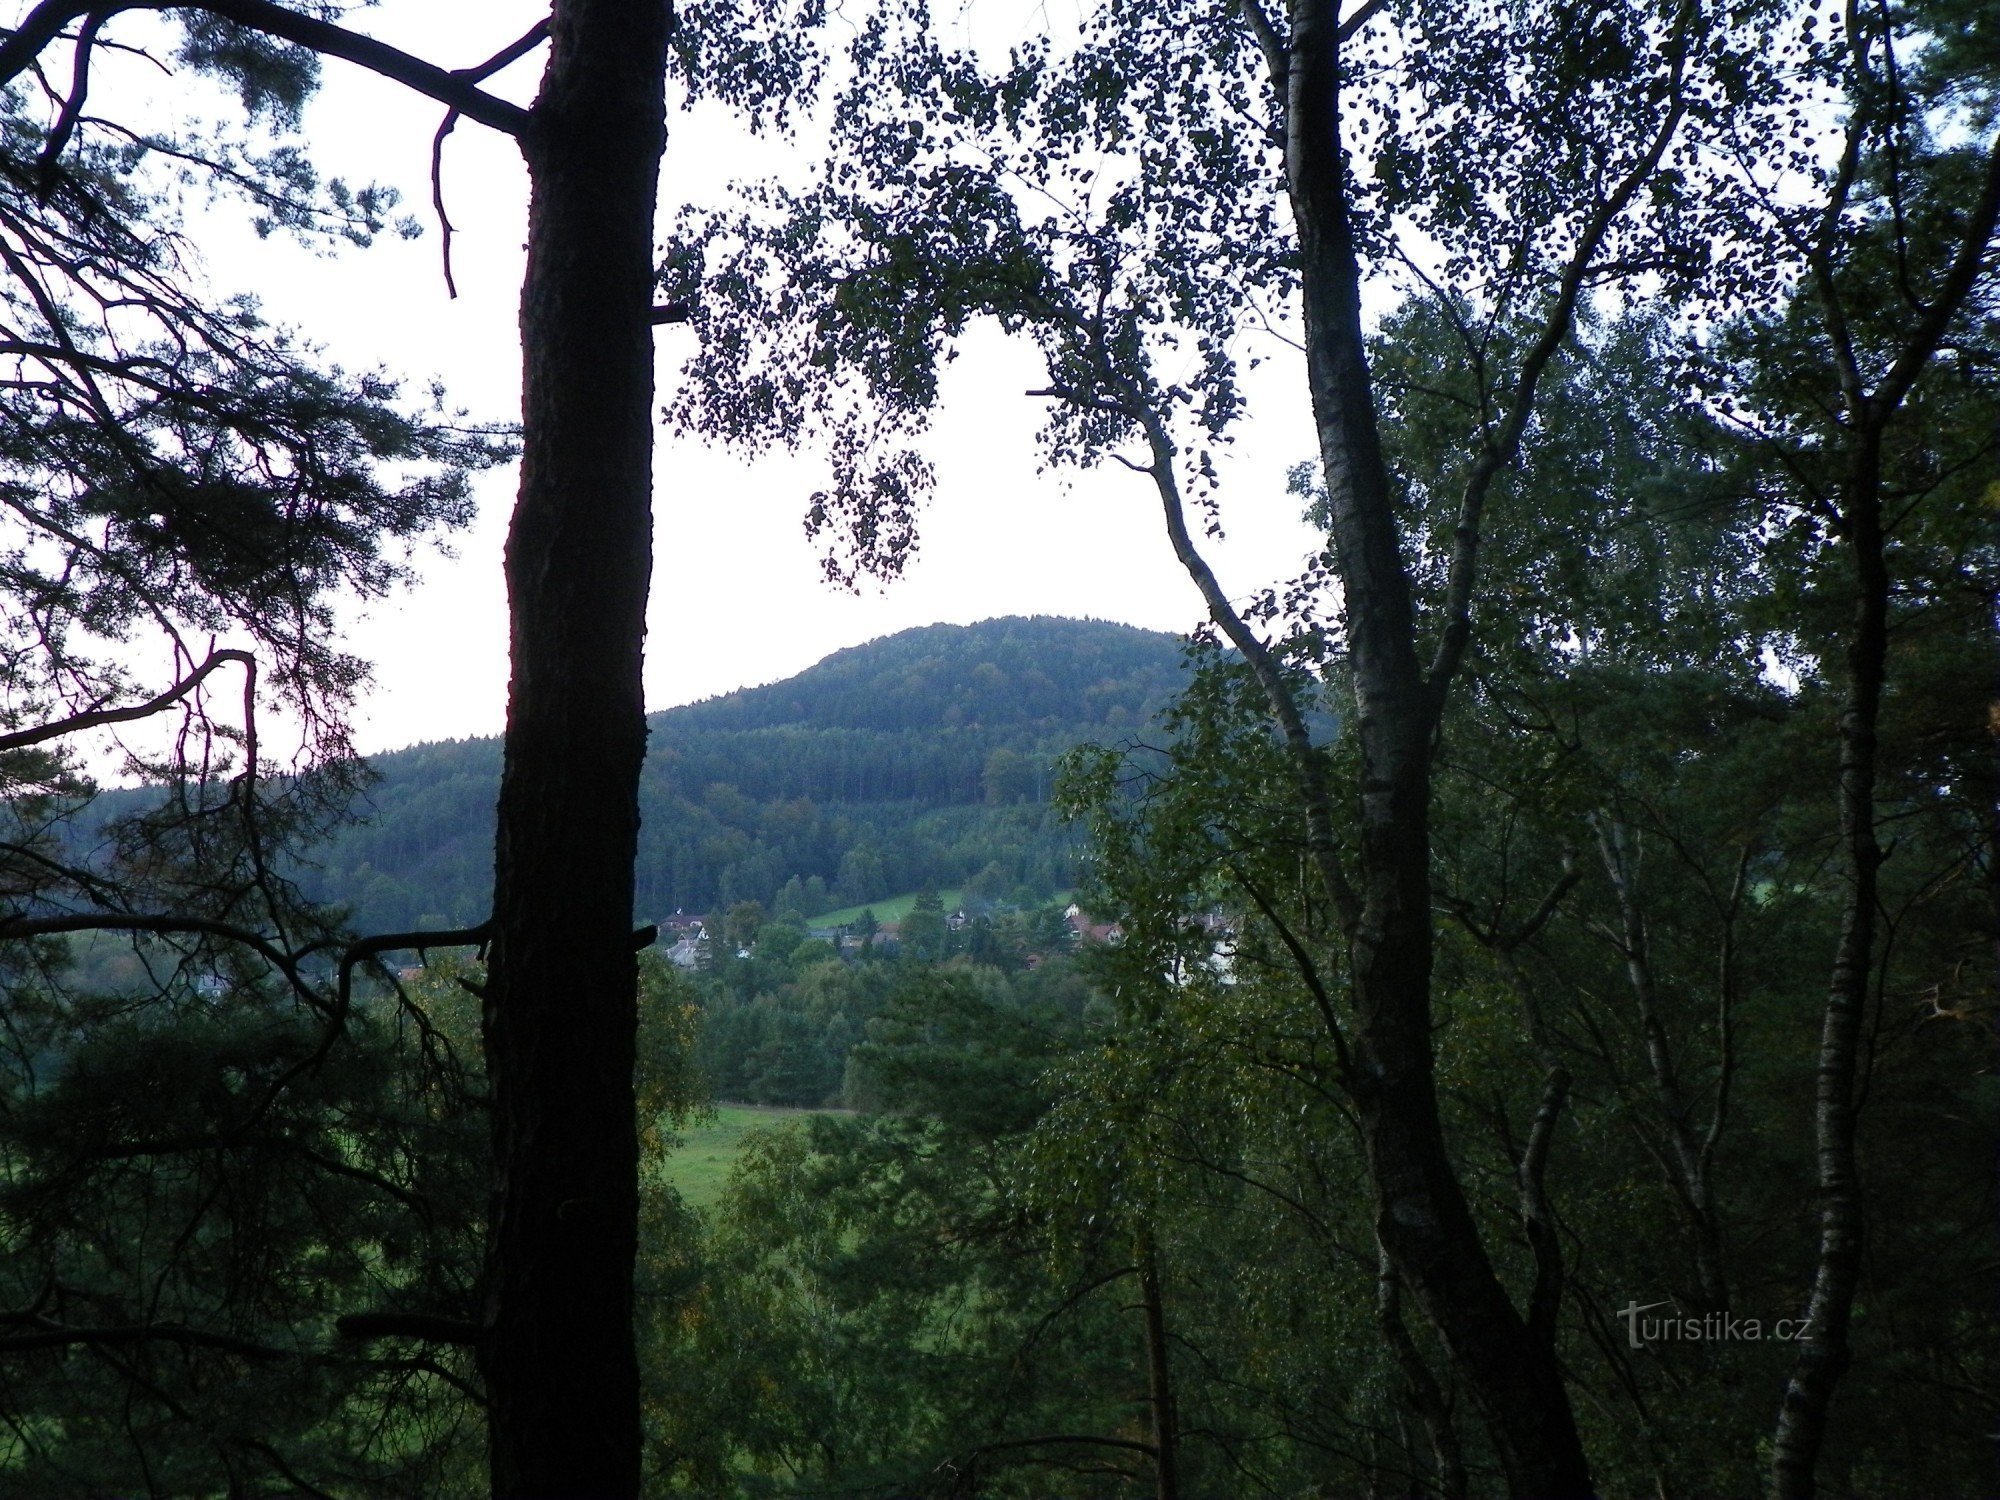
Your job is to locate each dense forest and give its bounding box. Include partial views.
[305,617,1187,932]
[0,0,1991,1497]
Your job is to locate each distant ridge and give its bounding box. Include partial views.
[658,615,1184,734]
[307,616,1189,932]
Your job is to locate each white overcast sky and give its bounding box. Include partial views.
[161,1,1324,755]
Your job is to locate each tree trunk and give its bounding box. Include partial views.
[1593,817,1730,1311]
[1769,434,1886,1500]
[479,3,670,1495]
[1282,3,1594,1494]
[1136,1235,1180,1500]
[1377,1246,1468,1500]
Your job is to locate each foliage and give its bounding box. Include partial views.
[1050,299,1998,1493]
[280,616,1186,931]
[646,957,1151,1499]
[656,0,1995,1490]
[0,55,506,770]
[0,948,488,1492]
[655,1103,830,1211]
[0,10,511,1491]
[689,897,1082,1109]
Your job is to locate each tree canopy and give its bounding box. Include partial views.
[663,0,1998,1493]
[0,0,1989,1495]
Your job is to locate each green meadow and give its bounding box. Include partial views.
[806,890,963,930]
[808,887,1072,930]
[658,1104,831,1210]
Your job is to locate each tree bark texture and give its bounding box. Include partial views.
[1766,124,2000,1500]
[1376,1247,1469,1500]
[1282,3,1595,1494]
[480,3,670,1495]
[1768,435,1885,1500]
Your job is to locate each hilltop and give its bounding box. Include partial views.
[311,616,1188,932]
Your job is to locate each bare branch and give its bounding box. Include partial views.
[0,648,255,752]
[0,1317,289,1360]
[418,16,552,299]
[1519,1065,1571,1346]
[430,109,461,299]
[1236,0,1287,95]
[337,920,493,1016]
[0,1,533,137]
[1336,0,1389,41]
[34,7,101,199]
[0,909,307,993]
[958,1434,1161,1460]
[1505,861,1582,953]
[1231,860,1355,1078]
[1874,132,2000,413]
[459,14,551,82]
[1700,846,1750,1177]
[1083,354,1363,931]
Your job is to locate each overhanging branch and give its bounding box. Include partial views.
[0,1317,289,1360]
[0,647,253,753]
[1423,4,1695,711]
[0,1,533,137]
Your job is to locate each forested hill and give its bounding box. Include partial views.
[312,616,1188,933]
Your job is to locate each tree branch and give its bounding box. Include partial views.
[430,108,461,298]
[1423,12,1694,709]
[0,1,533,137]
[1335,0,1389,41]
[335,1310,484,1346]
[959,1434,1160,1459]
[0,648,255,753]
[0,1317,289,1360]
[1375,1246,1468,1499]
[459,14,550,83]
[1231,860,1355,1078]
[424,17,550,299]
[1080,356,1363,933]
[33,6,101,198]
[1874,132,2000,413]
[1518,1065,1571,1347]
[0,909,307,991]
[337,920,493,1013]
[1235,0,1287,95]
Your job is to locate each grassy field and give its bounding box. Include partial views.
[807,889,963,930]
[809,888,1072,930]
[659,1104,828,1210]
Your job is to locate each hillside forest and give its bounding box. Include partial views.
[303,617,1189,934]
[0,1,1992,1499]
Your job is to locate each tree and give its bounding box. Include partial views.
[1044,288,1992,1496]
[900,885,946,961]
[664,0,1734,1488]
[664,0,1993,1491]
[0,1,737,1490]
[1689,6,2000,1484]
[648,962,1163,1498]
[723,898,767,953]
[0,17,508,1489]
[983,745,1034,804]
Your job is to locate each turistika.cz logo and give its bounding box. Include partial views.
[1618,1300,1812,1349]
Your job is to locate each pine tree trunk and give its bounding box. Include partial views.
[479,3,670,1495]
